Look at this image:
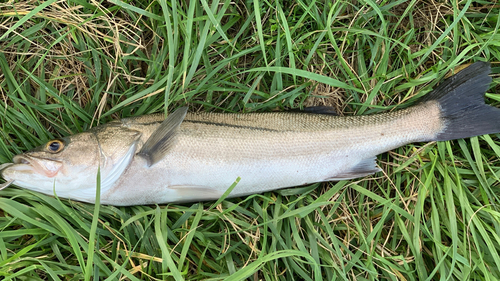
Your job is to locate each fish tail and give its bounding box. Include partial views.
[422,61,497,141]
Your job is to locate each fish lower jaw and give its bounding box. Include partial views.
[1,164,34,181]
[12,155,63,178]
[4,164,58,178]
[7,179,52,195]
[7,178,100,203]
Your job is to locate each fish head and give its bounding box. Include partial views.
[1,132,101,197]
[1,123,141,202]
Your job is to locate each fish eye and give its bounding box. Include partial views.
[46,140,64,153]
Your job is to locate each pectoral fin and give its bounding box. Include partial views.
[138,107,188,166]
[327,157,381,180]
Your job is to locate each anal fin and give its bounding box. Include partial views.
[327,157,381,181]
[168,185,223,202]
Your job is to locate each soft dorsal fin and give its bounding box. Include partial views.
[138,107,188,166]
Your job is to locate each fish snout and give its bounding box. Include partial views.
[13,155,31,165]
[11,154,62,178]
[0,163,15,190]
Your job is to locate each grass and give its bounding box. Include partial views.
[0,0,499,280]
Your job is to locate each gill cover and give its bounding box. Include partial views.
[90,122,142,194]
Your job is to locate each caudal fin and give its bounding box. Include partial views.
[422,61,497,141]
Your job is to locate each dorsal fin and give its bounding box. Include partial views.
[138,107,188,166]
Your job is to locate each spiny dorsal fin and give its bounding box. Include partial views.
[138,107,188,166]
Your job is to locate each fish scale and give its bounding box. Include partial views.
[101,101,440,205]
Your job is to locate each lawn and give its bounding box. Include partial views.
[0,0,499,280]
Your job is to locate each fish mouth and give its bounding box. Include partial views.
[0,163,15,190]
[11,154,62,178]
[0,162,14,175]
[13,155,31,165]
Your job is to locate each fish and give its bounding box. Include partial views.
[0,62,497,206]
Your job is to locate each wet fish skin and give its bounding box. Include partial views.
[104,102,441,205]
[0,62,497,205]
